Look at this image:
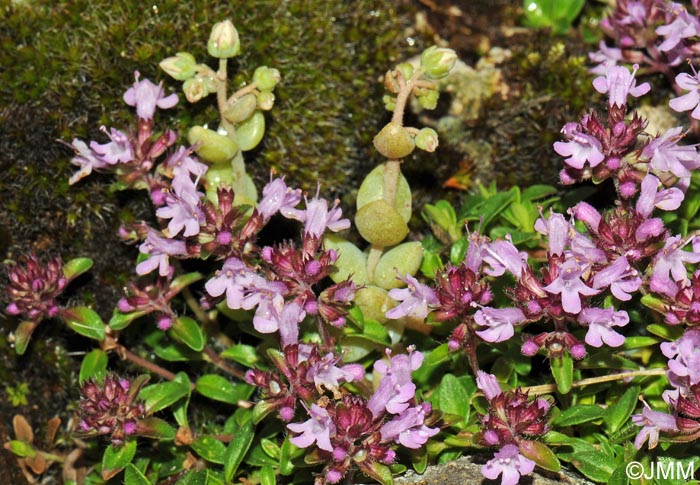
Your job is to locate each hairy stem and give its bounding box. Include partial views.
[203,345,246,380]
[117,345,195,389]
[522,368,666,396]
[216,58,228,125]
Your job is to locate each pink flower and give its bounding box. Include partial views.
[642,127,700,180]
[670,71,700,120]
[578,307,629,348]
[651,236,700,296]
[283,195,350,238]
[367,349,423,417]
[385,273,438,320]
[635,174,684,218]
[632,406,678,449]
[67,139,110,185]
[287,404,336,452]
[90,127,134,165]
[592,64,650,107]
[476,371,502,401]
[380,403,439,449]
[481,238,527,279]
[534,210,571,257]
[136,228,187,276]
[553,123,605,170]
[123,71,178,120]
[474,307,526,343]
[481,444,535,485]
[543,259,600,314]
[257,177,302,222]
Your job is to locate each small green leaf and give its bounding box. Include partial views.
[168,272,203,293]
[139,381,190,413]
[220,344,259,367]
[169,316,205,352]
[462,187,517,228]
[519,440,560,472]
[521,184,558,201]
[449,237,468,265]
[102,440,137,480]
[260,465,276,485]
[646,323,684,341]
[279,436,297,476]
[570,450,615,482]
[62,257,93,280]
[135,417,175,440]
[62,306,105,341]
[172,372,192,428]
[196,374,254,405]
[13,320,37,355]
[192,435,227,464]
[605,386,640,434]
[224,419,254,481]
[552,405,605,427]
[5,440,36,458]
[79,348,108,384]
[261,438,281,459]
[109,309,148,331]
[124,463,152,485]
[432,374,471,423]
[551,352,573,394]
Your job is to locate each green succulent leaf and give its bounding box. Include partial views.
[356,163,412,222]
[237,111,265,151]
[374,242,423,290]
[323,235,368,285]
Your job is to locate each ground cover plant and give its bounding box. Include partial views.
[5,4,700,485]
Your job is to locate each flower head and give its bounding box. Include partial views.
[4,253,67,321]
[76,375,146,446]
[257,176,302,222]
[632,406,678,449]
[287,404,336,452]
[385,273,438,320]
[670,71,700,120]
[136,228,188,277]
[123,71,178,120]
[578,307,629,348]
[481,444,536,485]
[592,64,650,107]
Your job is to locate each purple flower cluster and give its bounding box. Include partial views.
[266,347,438,484]
[591,1,700,79]
[75,375,147,446]
[476,372,550,485]
[4,253,67,322]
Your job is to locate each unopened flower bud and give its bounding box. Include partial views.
[521,339,539,356]
[159,52,198,81]
[253,66,281,91]
[382,94,396,112]
[384,70,400,93]
[256,91,275,111]
[417,89,439,110]
[207,20,240,59]
[415,127,439,152]
[397,62,414,81]
[420,46,457,79]
[183,77,210,103]
[569,343,587,360]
